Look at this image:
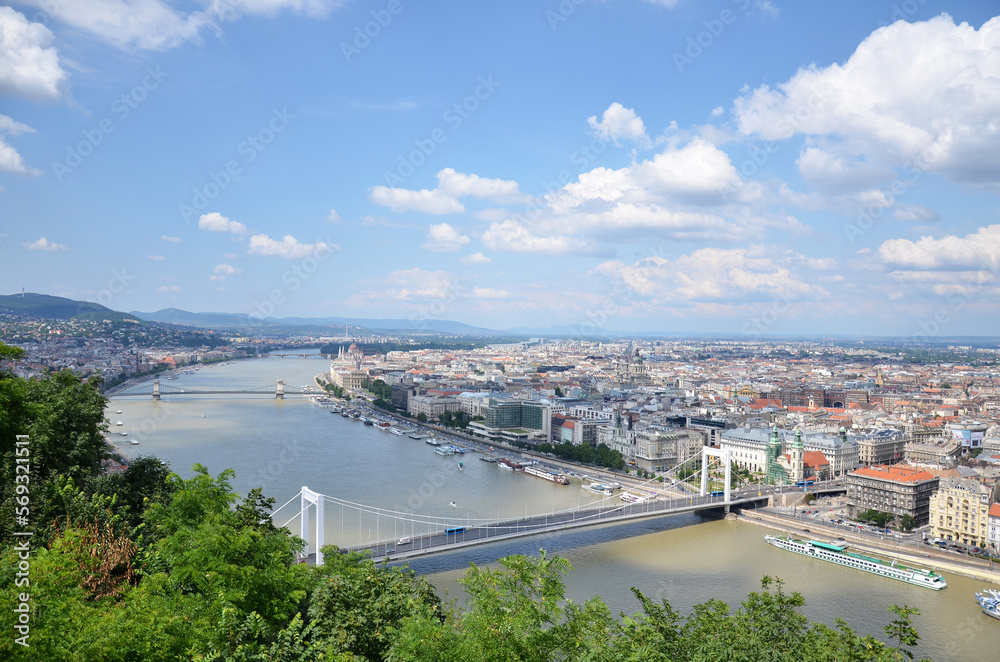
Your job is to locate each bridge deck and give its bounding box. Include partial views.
[310,493,768,564]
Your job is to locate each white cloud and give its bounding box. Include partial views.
[209,262,242,281]
[595,246,823,302]
[198,212,247,234]
[877,225,1000,271]
[147,254,166,261]
[421,223,470,252]
[892,205,940,223]
[796,147,895,194]
[248,233,335,259]
[23,237,67,251]
[587,102,650,146]
[473,287,509,300]
[326,208,342,223]
[0,115,40,176]
[0,7,68,102]
[734,14,1000,186]
[222,252,238,259]
[370,186,464,214]
[161,235,182,243]
[482,220,594,256]
[156,285,181,293]
[461,252,491,265]
[436,168,530,204]
[14,0,348,52]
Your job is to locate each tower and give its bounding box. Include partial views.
[765,425,787,485]
[791,429,804,483]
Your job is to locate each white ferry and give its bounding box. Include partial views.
[582,482,615,495]
[764,535,946,590]
[389,427,405,436]
[975,588,1000,620]
[524,465,570,485]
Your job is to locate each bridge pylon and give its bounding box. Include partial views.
[276,379,284,399]
[699,446,732,502]
[300,487,325,565]
[152,380,160,401]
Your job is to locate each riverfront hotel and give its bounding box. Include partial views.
[845,465,938,526]
[929,477,1000,547]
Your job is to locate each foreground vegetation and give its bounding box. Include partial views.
[0,344,934,660]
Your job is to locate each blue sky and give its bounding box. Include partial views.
[1,0,999,337]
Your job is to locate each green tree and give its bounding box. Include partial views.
[899,514,916,532]
[885,605,921,660]
[416,412,428,423]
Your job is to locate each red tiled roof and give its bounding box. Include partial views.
[852,465,936,483]
[989,502,1000,519]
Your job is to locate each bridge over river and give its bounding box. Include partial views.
[109,379,311,399]
[276,478,773,566]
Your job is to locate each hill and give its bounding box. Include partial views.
[0,293,142,322]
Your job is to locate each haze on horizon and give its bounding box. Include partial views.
[1,1,999,337]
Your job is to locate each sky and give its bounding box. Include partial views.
[1,0,999,337]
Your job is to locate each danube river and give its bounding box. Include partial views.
[107,353,1000,661]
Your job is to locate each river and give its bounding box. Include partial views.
[107,353,1000,661]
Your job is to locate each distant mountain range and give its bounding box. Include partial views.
[0,293,142,322]
[131,308,511,337]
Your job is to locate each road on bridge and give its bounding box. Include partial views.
[338,490,768,562]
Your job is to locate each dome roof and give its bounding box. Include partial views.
[348,343,359,351]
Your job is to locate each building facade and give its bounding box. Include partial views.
[988,503,1000,552]
[929,478,999,547]
[855,429,908,466]
[845,465,939,526]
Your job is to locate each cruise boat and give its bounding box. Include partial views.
[583,482,615,495]
[497,459,523,472]
[389,427,405,436]
[975,588,1000,620]
[434,446,455,456]
[764,535,947,590]
[620,492,649,503]
[425,437,441,446]
[524,465,569,484]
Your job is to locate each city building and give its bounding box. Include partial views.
[467,399,551,443]
[845,465,939,527]
[904,438,962,468]
[406,394,462,420]
[855,429,908,465]
[988,502,1000,552]
[929,478,1000,547]
[634,427,705,473]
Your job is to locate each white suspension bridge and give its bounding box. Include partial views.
[270,447,795,565]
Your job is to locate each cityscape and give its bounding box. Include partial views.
[3,1,1000,659]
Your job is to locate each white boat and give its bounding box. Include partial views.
[389,428,405,436]
[449,501,457,507]
[583,482,614,495]
[115,421,123,426]
[764,535,946,590]
[975,589,1000,620]
[129,440,139,445]
[434,446,455,456]
[524,465,569,485]
[116,410,123,414]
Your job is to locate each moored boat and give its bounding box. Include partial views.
[583,482,615,495]
[764,535,946,590]
[524,465,569,484]
[975,589,1000,620]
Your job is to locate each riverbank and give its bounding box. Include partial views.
[740,507,1000,585]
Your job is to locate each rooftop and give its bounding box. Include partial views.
[851,465,937,483]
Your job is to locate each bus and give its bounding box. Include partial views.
[444,526,466,535]
[709,490,725,497]
[795,480,815,487]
